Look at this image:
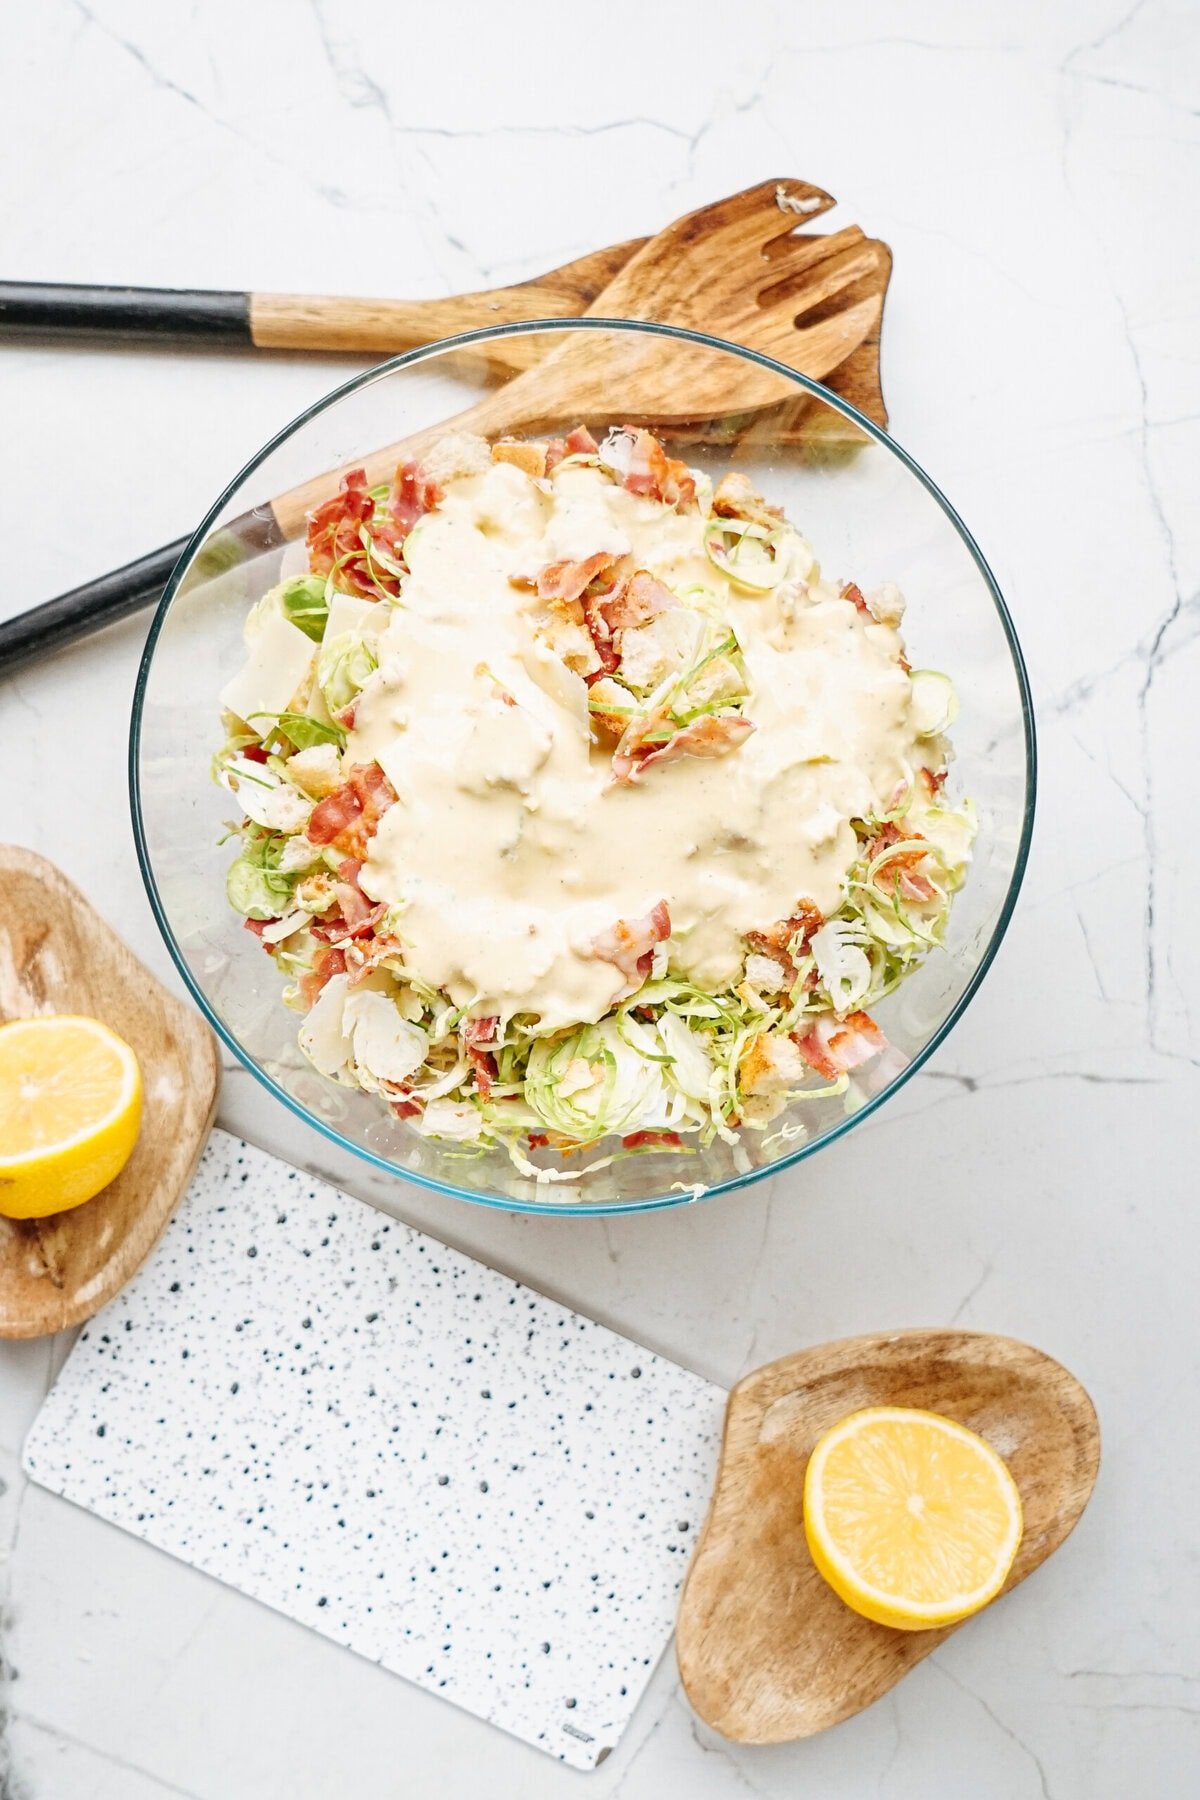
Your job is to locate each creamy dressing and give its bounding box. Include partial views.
[347,461,923,1031]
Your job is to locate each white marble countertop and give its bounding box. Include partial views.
[2,1,1196,1794]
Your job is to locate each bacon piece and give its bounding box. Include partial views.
[343,933,404,987]
[305,460,439,602]
[544,424,599,475]
[613,427,696,509]
[917,766,947,798]
[390,458,441,538]
[612,713,754,784]
[621,1130,683,1151]
[745,901,824,985]
[527,1132,551,1150]
[463,1014,499,1100]
[307,468,376,591]
[307,762,397,858]
[601,570,676,633]
[864,821,937,903]
[791,1011,887,1081]
[334,858,387,937]
[241,743,269,764]
[299,944,347,1008]
[591,900,671,990]
[536,552,619,605]
[841,581,870,614]
[243,916,278,952]
[389,1092,425,1121]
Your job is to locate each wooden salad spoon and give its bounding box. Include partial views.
[0,239,644,372]
[676,1328,1100,1743]
[273,178,891,531]
[0,180,891,667]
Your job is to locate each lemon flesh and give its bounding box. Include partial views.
[0,1015,143,1219]
[803,1405,1024,1631]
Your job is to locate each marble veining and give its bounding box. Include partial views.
[23,1133,724,1771]
[2,0,1198,1794]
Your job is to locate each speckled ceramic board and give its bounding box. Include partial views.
[24,1131,724,1769]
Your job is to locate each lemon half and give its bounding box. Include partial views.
[0,1015,143,1219]
[803,1405,1024,1631]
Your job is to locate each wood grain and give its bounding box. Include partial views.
[248,238,644,365]
[676,1329,1100,1743]
[269,181,892,537]
[0,846,220,1339]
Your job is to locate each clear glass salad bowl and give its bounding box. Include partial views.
[131,321,1034,1215]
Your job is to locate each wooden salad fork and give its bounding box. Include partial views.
[0,180,892,667]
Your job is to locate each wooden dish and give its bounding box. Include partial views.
[0,845,220,1338]
[677,1328,1100,1742]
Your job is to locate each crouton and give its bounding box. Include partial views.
[492,439,548,480]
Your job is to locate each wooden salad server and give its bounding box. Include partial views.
[0,180,891,668]
[0,239,643,371]
[676,1329,1100,1743]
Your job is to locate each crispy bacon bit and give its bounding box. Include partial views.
[841,581,870,614]
[463,1014,499,1099]
[241,743,269,764]
[592,900,671,990]
[307,468,376,590]
[544,425,599,476]
[745,901,823,986]
[243,916,278,952]
[391,458,441,538]
[615,427,696,509]
[864,820,937,903]
[389,1092,424,1121]
[791,1011,887,1080]
[343,933,404,987]
[536,552,619,606]
[612,713,754,784]
[917,766,947,798]
[333,858,387,937]
[306,460,439,601]
[621,1130,684,1151]
[307,761,397,858]
[299,945,347,1007]
[601,570,676,633]
[527,1132,551,1149]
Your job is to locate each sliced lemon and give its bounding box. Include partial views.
[0,1015,142,1219]
[803,1405,1023,1630]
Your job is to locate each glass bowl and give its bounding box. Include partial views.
[130,320,1034,1215]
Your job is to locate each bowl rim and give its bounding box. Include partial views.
[130,316,1037,1217]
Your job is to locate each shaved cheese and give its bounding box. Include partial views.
[221,609,316,725]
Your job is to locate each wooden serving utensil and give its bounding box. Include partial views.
[0,179,891,669]
[0,239,644,373]
[676,1329,1100,1744]
[274,179,890,532]
[0,846,221,1338]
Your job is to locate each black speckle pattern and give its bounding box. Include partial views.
[22,1130,724,1771]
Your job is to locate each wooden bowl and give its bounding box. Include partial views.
[677,1328,1100,1742]
[0,845,220,1338]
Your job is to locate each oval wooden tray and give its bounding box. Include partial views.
[0,845,220,1338]
[677,1328,1100,1742]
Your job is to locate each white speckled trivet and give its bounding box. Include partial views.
[24,1130,724,1769]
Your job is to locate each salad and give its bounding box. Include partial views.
[216,424,974,1181]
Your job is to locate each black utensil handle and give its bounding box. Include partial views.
[0,540,189,671]
[0,506,289,672]
[0,282,252,345]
